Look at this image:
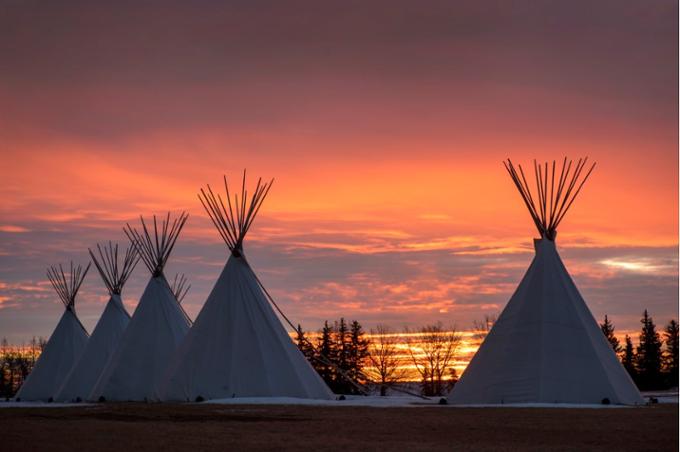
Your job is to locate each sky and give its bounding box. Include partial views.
[0,0,677,344]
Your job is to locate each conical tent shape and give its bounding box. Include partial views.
[450,158,643,405]
[55,243,139,402]
[16,262,90,401]
[160,173,333,401]
[90,212,191,401]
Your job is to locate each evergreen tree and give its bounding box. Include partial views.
[334,318,353,393]
[336,318,350,372]
[663,319,679,387]
[600,315,622,354]
[317,321,337,388]
[635,310,663,390]
[295,324,316,362]
[348,320,370,389]
[621,335,637,381]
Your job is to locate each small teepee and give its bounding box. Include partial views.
[90,212,191,401]
[55,243,139,402]
[16,262,90,401]
[450,158,644,405]
[160,173,333,401]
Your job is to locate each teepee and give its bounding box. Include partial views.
[450,158,644,405]
[16,262,90,401]
[55,243,138,402]
[160,173,333,401]
[90,212,191,401]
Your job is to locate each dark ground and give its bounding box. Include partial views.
[2,403,677,451]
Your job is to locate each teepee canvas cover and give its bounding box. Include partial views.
[450,158,643,405]
[90,213,191,401]
[55,243,138,402]
[160,173,333,401]
[16,263,90,401]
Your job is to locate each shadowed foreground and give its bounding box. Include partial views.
[3,403,677,451]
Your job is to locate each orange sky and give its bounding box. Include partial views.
[0,0,677,343]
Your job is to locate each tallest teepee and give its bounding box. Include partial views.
[160,172,333,401]
[450,158,643,406]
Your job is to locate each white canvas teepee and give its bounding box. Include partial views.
[450,158,644,406]
[90,212,191,401]
[55,243,139,402]
[16,262,90,401]
[160,173,333,401]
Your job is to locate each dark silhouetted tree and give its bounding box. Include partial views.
[472,315,496,341]
[600,315,622,355]
[407,323,461,396]
[635,310,663,390]
[663,319,679,387]
[311,319,371,394]
[348,320,369,389]
[336,318,350,371]
[621,334,637,382]
[295,324,316,362]
[367,325,406,396]
[332,318,352,393]
[0,338,9,398]
[0,338,39,397]
[316,321,337,388]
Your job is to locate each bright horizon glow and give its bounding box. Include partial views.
[0,1,677,345]
[2,328,652,381]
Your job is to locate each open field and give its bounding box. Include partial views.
[2,402,677,451]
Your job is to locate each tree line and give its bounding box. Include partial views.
[296,319,462,396]
[296,318,370,394]
[0,337,46,398]
[2,311,677,398]
[298,312,678,397]
[600,311,678,390]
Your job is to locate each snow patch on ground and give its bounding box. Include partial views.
[0,401,93,408]
[204,395,438,407]
[204,394,665,408]
[449,402,629,409]
[640,390,678,405]
[1,391,675,408]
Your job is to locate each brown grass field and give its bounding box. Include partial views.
[2,403,677,451]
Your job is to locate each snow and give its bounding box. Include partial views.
[204,395,438,407]
[203,394,667,408]
[0,391,675,409]
[640,391,678,405]
[0,401,93,408]
[449,402,629,409]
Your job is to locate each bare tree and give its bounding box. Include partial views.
[29,337,38,366]
[472,315,497,341]
[406,323,461,396]
[366,325,406,396]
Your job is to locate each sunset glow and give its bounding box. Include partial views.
[0,1,677,348]
[5,328,650,381]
